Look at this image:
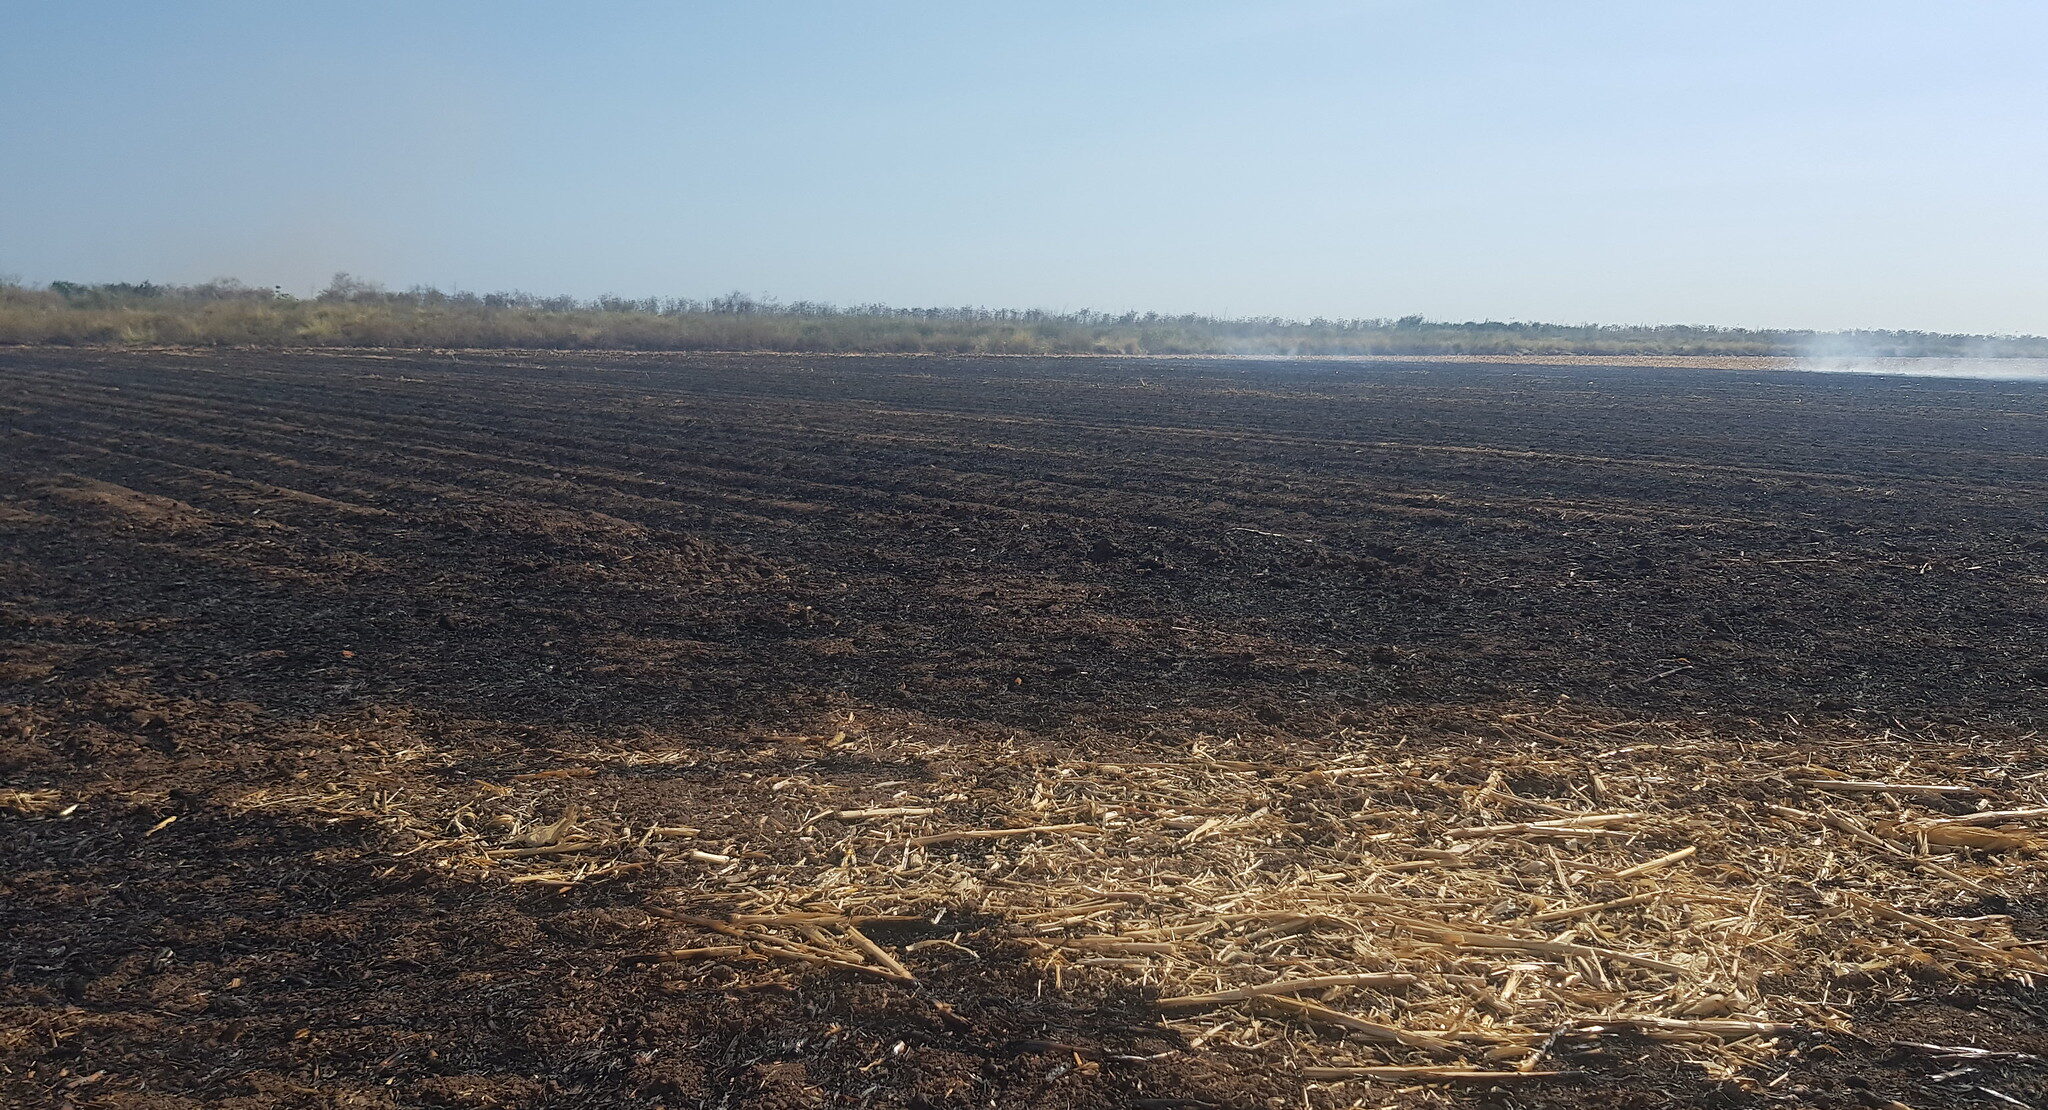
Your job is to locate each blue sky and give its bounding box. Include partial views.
[4,1,2045,332]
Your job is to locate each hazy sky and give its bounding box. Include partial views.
[5,2,2046,332]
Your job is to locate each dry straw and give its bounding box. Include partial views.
[231,709,2048,1089]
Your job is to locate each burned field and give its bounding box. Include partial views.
[3,347,2048,1110]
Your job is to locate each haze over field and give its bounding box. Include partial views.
[4,2,2047,337]
[1795,357,2048,381]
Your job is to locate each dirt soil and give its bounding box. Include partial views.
[3,348,2047,1109]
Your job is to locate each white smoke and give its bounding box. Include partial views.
[1795,334,2048,381]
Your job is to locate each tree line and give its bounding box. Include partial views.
[3,274,2041,357]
